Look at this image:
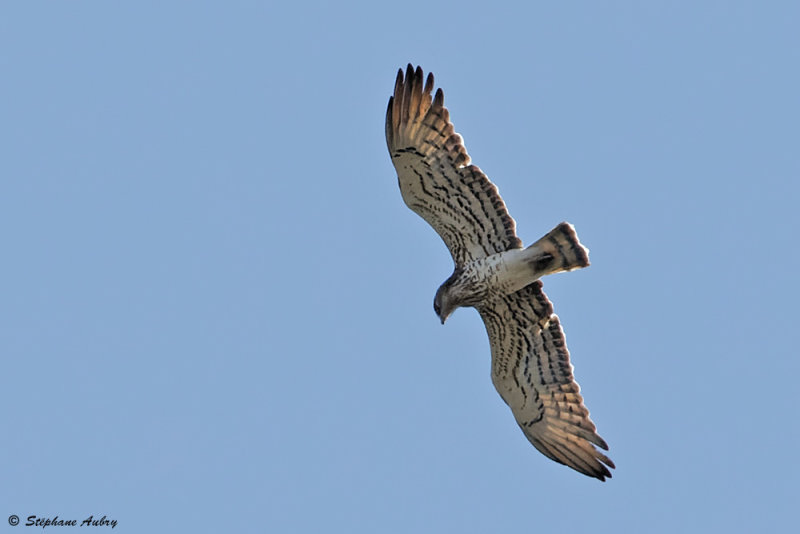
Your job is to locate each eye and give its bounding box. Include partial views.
[433,300,441,315]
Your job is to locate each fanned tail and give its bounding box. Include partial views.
[525,222,590,278]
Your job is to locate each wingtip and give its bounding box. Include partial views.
[597,464,614,481]
[425,71,434,94]
[405,63,415,85]
[433,87,444,107]
[590,448,615,481]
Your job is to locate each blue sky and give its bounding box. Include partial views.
[1,1,798,532]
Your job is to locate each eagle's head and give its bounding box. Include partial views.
[433,275,458,325]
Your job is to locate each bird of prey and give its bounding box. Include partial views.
[386,65,614,481]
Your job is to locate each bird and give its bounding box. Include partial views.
[386,64,614,481]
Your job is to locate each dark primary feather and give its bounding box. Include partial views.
[386,64,522,267]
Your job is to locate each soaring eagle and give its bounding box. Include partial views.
[386,65,614,480]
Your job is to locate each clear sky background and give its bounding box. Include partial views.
[1,1,798,532]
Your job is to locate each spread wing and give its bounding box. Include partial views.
[478,281,615,481]
[386,65,522,267]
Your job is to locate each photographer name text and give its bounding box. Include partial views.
[17,515,117,529]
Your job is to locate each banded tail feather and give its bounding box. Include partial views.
[525,222,590,279]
